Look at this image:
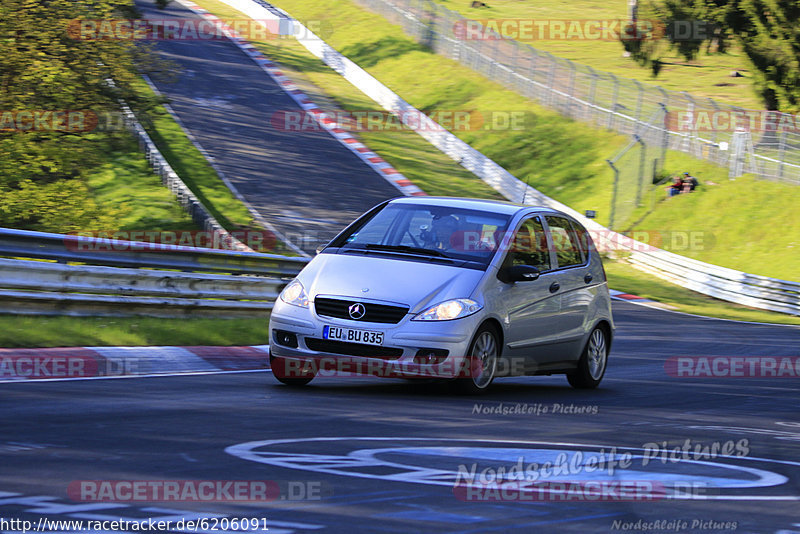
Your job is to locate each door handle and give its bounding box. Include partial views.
[584,273,593,284]
[549,282,560,293]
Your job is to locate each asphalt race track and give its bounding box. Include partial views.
[5,2,797,533]
[2,301,800,533]
[134,0,400,253]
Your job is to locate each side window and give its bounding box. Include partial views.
[508,217,550,272]
[569,219,592,260]
[545,216,584,268]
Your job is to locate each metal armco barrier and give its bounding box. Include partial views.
[208,0,799,316]
[2,226,798,318]
[0,228,308,318]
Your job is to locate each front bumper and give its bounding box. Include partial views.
[268,298,482,380]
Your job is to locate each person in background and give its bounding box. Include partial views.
[682,171,699,192]
[667,175,683,197]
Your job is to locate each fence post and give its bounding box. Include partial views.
[635,134,646,208]
[546,55,557,108]
[729,129,746,178]
[778,126,786,181]
[607,159,620,230]
[527,45,538,101]
[608,74,620,131]
[658,103,668,174]
[682,91,703,158]
[509,41,519,90]
[586,65,599,127]
[565,62,577,119]
[632,80,644,131]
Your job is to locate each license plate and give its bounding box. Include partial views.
[323,325,384,346]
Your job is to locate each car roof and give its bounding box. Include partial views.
[388,196,563,217]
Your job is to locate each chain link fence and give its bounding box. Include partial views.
[356,0,800,187]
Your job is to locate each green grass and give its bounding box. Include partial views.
[85,136,198,232]
[605,260,800,325]
[626,175,800,281]
[0,315,270,348]
[428,0,763,109]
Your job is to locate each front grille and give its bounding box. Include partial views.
[305,338,404,360]
[314,297,408,324]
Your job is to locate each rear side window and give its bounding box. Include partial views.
[507,216,551,272]
[545,216,584,268]
[569,219,593,259]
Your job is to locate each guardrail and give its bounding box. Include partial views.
[1,226,798,317]
[626,248,800,316]
[210,0,800,317]
[0,228,308,318]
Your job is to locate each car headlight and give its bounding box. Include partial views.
[279,279,309,308]
[412,298,482,321]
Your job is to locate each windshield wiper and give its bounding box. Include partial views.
[364,244,451,258]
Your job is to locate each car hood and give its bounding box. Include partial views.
[298,252,487,314]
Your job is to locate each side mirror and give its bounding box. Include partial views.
[504,265,540,283]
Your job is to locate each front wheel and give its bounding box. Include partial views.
[567,327,608,389]
[454,324,499,395]
[270,353,316,386]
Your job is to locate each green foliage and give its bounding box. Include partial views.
[630,0,800,111]
[733,0,800,111]
[0,178,122,232]
[0,0,174,231]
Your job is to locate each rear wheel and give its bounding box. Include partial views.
[270,353,316,386]
[567,327,608,389]
[455,324,499,395]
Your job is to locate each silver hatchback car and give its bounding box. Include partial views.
[269,197,614,393]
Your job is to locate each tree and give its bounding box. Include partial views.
[622,0,800,111]
[0,0,171,230]
[728,0,800,111]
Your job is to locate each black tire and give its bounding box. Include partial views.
[567,327,608,389]
[454,324,500,395]
[270,353,316,386]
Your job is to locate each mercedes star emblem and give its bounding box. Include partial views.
[348,302,366,320]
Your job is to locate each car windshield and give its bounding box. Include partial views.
[330,203,512,266]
